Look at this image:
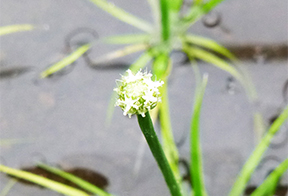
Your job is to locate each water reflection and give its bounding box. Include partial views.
[0,66,32,80]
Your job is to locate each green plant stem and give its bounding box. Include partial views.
[229,106,288,196]
[152,53,180,181]
[159,79,180,181]
[160,0,170,41]
[168,0,183,11]
[137,112,182,196]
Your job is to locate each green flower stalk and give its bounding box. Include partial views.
[114,69,182,196]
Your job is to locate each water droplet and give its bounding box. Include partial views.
[202,11,221,28]
[226,76,237,95]
[253,46,267,64]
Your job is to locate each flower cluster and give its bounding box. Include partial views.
[114,69,164,118]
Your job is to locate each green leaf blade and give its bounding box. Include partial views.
[40,44,91,78]
[0,24,34,36]
[251,158,288,196]
[183,34,236,61]
[184,46,244,86]
[190,75,208,196]
[183,0,224,26]
[0,165,90,196]
[229,106,288,196]
[89,0,153,32]
[38,163,112,196]
[103,34,150,44]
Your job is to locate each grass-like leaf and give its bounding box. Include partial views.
[89,0,152,32]
[0,24,34,36]
[103,34,150,44]
[37,163,112,196]
[251,158,288,196]
[146,0,161,28]
[190,74,208,196]
[0,178,18,196]
[184,46,245,87]
[90,44,148,66]
[229,106,288,196]
[0,165,90,196]
[129,51,153,73]
[40,44,91,78]
[183,34,236,61]
[183,0,224,26]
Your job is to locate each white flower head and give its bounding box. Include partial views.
[114,69,164,118]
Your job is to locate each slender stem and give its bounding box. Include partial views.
[137,112,182,196]
[159,79,180,181]
[159,0,170,41]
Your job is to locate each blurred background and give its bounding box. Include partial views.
[0,0,287,195]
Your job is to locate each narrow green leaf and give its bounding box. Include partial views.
[184,46,245,87]
[129,51,153,73]
[0,179,18,196]
[201,0,225,13]
[38,163,112,196]
[183,0,224,26]
[0,165,90,196]
[0,24,34,36]
[183,34,236,61]
[146,0,161,28]
[251,158,288,196]
[103,34,150,44]
[229,106,288,196]
[90,44,148,66]
[89,0,153,32]
[183,36,258,103]
[190,75,208,196]
[40,44,91,78]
